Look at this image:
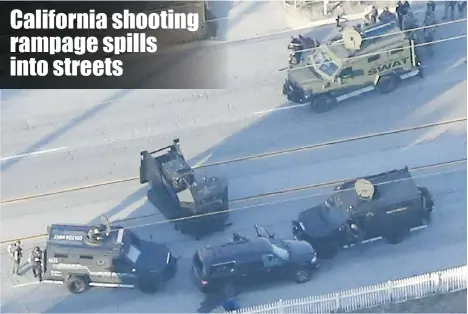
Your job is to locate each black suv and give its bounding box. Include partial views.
[42,216,177,294]
[191,225,318,295]
[293,167,434,258]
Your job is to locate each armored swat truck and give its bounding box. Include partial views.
[292,167,434,258]
[42,216,177,294]
[140,139,230,239]
[283,21,423,113]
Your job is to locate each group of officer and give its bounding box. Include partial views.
[7,241,43,281]
[288,35,320,65]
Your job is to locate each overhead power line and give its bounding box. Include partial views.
[288,33,467,74]
[1,158,465,244]
[291,18,467,55]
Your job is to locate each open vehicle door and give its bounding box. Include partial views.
[140,151,151,184]
[255,224,275,239]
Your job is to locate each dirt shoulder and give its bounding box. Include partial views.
[354,290,467,313]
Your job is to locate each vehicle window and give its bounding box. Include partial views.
[125,244,141,264]
[312,50,339,77]
[79,255,93,260]
[322,206,349,226]
[352,69,364,76]
[339,67,353,77]
[261,254,283,268]
[237,260,264,273]
[211,262,236,275]
[339,68,364,78]
[391,47,404,55]
[54,253,68,258]
[368,54,380,62]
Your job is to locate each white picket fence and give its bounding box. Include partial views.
[231,265,467,313]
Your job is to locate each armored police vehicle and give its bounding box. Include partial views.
[292,167,434,258]
[42,216,177,294]
[140,139,230,239]
[283,21,422,113]
[192,225,318,296]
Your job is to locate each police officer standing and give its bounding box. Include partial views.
[28,247,43,281]
[396,1,410,29]
[379,7,397,23]
[427,1,436,13]
[443,1,457,20]
[8,240,22,275]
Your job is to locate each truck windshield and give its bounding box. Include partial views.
[126,244,141,264]
[312,50,339,77]
[320,204,348,228]
[123,230,142,264]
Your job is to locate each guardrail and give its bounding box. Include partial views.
[230,265,467,313]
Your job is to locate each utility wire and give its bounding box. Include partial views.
[1,160,465,245]
[116,161,466,229]
[290,18,467,55]
[288,33,467,74]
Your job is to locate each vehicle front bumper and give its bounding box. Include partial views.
[164,253,178,280]
[282,79,309,104]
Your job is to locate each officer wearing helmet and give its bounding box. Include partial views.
[288,36,304,65]
[29,246,43,281]
[379,7,397,23]
[8,240,23,275]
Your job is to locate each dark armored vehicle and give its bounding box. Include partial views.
[42,216,177,294]
[140,139,229,238]
[191,225,318,295]
[292,167,434,258]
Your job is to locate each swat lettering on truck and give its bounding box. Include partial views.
[368,57,410,75]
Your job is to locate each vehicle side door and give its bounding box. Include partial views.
[235,260,265,286]
[261,253,287,280]
[333,66,370,102]
[110,257,138,286]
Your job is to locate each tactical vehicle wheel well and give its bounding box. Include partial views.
[66,275,90,294]
[376,74,399,94]
[311,94,336,113]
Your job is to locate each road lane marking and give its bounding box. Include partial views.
[1,119,466,205]
[0,147,67,162]
[13,282,40,288]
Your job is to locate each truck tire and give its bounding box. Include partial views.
[294,268,311,284]
[384,229,408,244]
[311,95,336,113]
[376,75,398,94]
[320,241,339,259]
[138,276,162,294]
[66,275,89,294]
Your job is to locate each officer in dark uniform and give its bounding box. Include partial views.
[288,36,304,65]
[8,240,22,275]
[458,1,467,18]
[396,1,410,29]
[29,247,43,281]
[379,7,397,23]
[427,1,436,13]
[444,1,457,20]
